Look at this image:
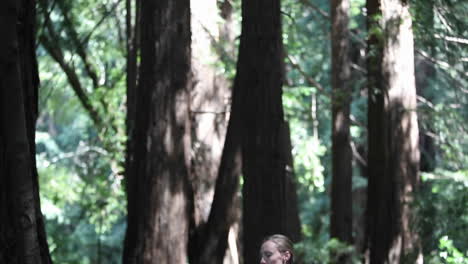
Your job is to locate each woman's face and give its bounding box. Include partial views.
[260,240,290,264]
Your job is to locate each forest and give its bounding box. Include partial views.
[0,0,466,263]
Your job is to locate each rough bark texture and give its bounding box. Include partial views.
[187,1,235,263]
[125,0,139,148]
[366,0,422,263]
[330,0,353,249]
[238,0,302,263]
[189,97,242,264]
[122,0,192,263]
[0,0,53,263]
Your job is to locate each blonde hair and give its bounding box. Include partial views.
[263,234,294,264]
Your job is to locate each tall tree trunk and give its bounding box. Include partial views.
[366,0,421,263]
[239,0,301,263]
[330,0,353,250]
[125,0,140,140]
[189,97,243,264]
[123,0,139,250]
[0,0,52,263]
[187,1,235,263]
[122,0,192,263]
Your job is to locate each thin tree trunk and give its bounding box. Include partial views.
[330,0,353,252]
[122,0,192,263]
[0,0,52,263]
[125,0,140,137]
[366,0,421,263]
[123,0,138,253]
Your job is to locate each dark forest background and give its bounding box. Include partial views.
[0,0,466,263]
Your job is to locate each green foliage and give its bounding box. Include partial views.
[36,108,126,263]
[412,0,468,171]
[426,236,468,264]
[416,170,468,263]
[295,238,361,264]
[36,0,127,262]
[33,0,467,262]
[283,87,327,192]
[37,128,126,264]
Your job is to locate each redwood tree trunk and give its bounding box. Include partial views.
[0,0,52,263]
[122,0,192,263]
[238,0,301,263]
[330,0,353,249]
[187,1,235,262]
[189,97,243,264]
[366,0,421,263]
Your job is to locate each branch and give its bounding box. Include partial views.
[351,62,367,74]
[350,141,367,167]
[434,34,468,45]
[196,19,236,66]
[286,55,366,128]
[298,0,329,19]
[57,1,100,90]
[286,55,329,96]
[81,0,124,45]
[40,34,104,129]
[53,1,122,135]
[417,95,435,109]
[190,110,227,115]
[416,49,450,69]
[416,49,468,91]
[38,6,104,129]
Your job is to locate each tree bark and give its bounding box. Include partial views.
[0,0,52,263]
[366,0,422,263]
[187,1,235,262]
[238,0,301,263]
[122,0,192,263]
[330,0,353,250]
[189,98,242,264]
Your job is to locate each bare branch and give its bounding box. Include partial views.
[417,95,435,109]
[298,0,329,19]
[350,141,367,167]
[40,34,104,129]
[286,55,329,96]
[57,1,100,90]
[81,0,124,45]
[434,34,468,45]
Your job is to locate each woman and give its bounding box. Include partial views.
[259,234,294,264]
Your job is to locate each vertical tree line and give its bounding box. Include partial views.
[124,0,302,262]
[330,0,353,251]
[365,0,421,263]
[237,0,301,262]
[3,0,454,262]
[0,0,52,263]
[123,0,192,263]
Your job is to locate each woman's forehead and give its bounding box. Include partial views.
[261,240,279,252]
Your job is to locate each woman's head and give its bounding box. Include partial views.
[260,234,294,264]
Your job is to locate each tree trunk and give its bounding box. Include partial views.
[330,0,353,250]
[125,0,140,144]
[122,0,192,263]
[0,0,52,263]
[238,0,301,263]
[366,0,422,263]
[189,97,243,264]
[187,1,235,262]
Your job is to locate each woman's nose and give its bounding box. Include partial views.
[260,257,266,264]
